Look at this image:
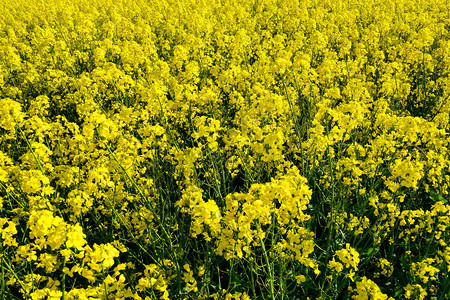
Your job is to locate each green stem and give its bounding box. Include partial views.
[1,244,5,300]
[61,260,66,300]
[257,222,275,300]
[2,256,29,298]
[101,133,171,243]
[282,79,305,176]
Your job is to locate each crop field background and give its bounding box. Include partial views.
[1,0,450,299]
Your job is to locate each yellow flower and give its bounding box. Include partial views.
[350,276,388,300]
[66,223,87,250]
[36,253,58,273]
[296,275,306,284]
[404,284,427,300]
[411,258,440,284]
[0,217,18,247]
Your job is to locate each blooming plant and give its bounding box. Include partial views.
[1,0,450,299]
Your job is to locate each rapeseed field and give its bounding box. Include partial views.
[1,0,450,298]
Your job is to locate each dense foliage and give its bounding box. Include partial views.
[1,0,450,299]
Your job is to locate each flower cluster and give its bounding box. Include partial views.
[1,0,450,298]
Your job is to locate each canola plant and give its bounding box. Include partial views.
[0,0,450,299]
